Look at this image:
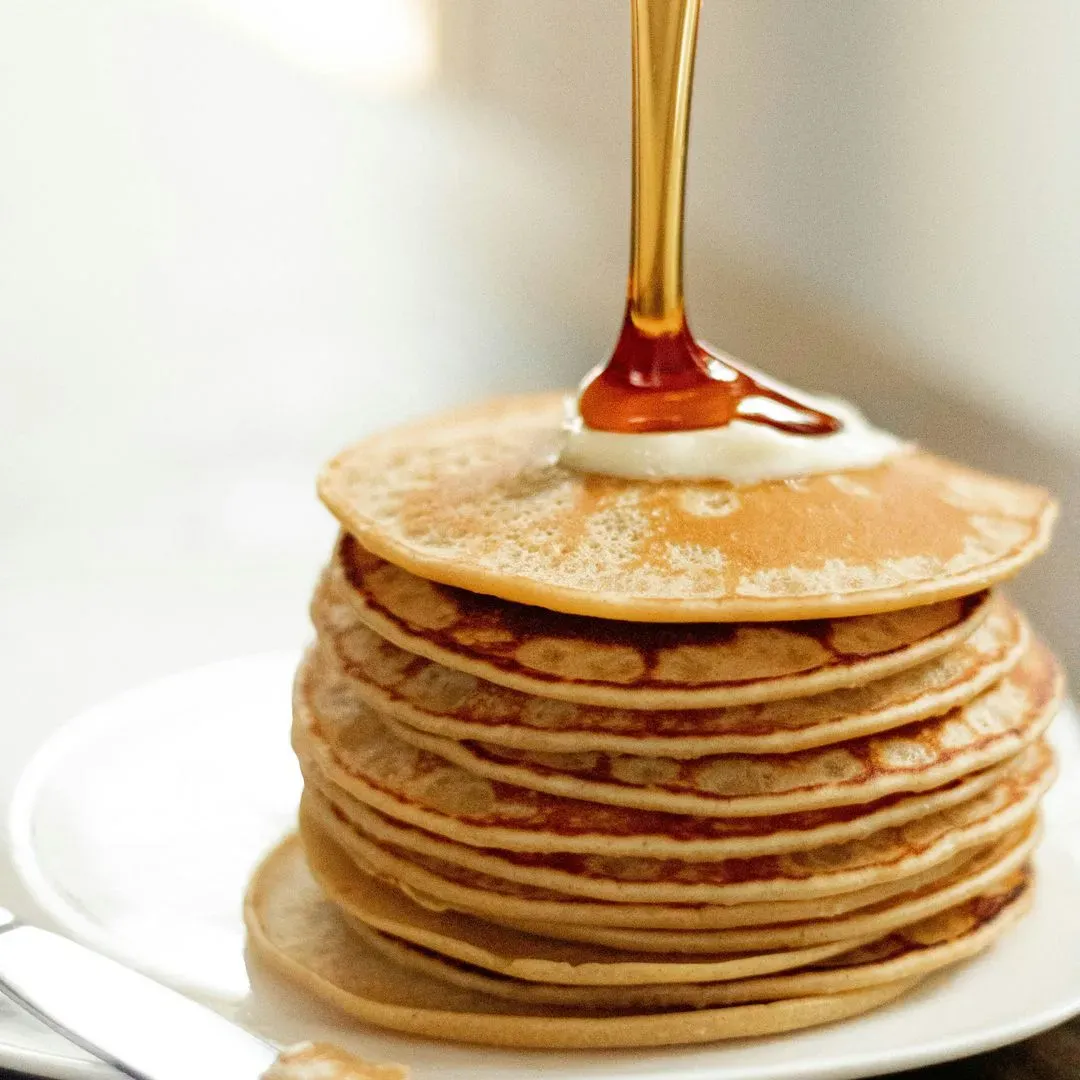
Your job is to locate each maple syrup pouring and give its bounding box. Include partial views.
[578,0,842,437]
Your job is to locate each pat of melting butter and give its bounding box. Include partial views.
[263,1042,408,1080]
[559,377,905,484]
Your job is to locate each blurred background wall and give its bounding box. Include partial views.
[1,0,1076,776]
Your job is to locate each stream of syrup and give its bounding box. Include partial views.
[578,0,841,437]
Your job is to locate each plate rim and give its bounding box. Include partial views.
[6,650,302,993]
[4,654,1079,1080]
[0,1039,116,1080]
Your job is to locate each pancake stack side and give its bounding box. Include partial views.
[247,397,1061,1050]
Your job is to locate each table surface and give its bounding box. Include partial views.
[896,1018,1080,1078]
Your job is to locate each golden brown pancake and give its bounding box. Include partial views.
[245,835,919,1048]
[301,737,1015,862]
[327,537,995,709]
[344,914,870,997]
[314,581,1028,755]
[318,852,876,988]
[345,868,1030,1009]
[301,741,1053,907]
[318,394,1056,622]
[376,643,1060,818]
[295,654,1038,858]
[298,801,986,931]
[304,811,1035,977]
[503,822,1038,953]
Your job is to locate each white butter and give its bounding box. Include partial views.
[559,371,905,484]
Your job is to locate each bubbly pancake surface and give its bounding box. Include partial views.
[318,394,1056,621]
[315,579,1027,755]
[329,537,994,709]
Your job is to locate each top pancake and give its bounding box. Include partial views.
[318,394,1056,622]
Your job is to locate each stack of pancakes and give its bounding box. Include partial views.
[246,395,1062,1050]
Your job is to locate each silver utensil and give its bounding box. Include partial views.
[0,905,278,1080]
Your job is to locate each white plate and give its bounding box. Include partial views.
[5,653,1080,1080]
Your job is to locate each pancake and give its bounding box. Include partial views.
[328,538,995,709]
[302,740,1053,906]
[504,821,1038,953]
[346,867,1030,1009]
[298,801,985,930]
[304,810,1035,979]
[306,825,874,986]
[315,579,1028,755]
[300,719,1019,861]
[246,835,919,1048]
[377,642,1061,817]
[317,394,1056,622]
[296,660,1032,858]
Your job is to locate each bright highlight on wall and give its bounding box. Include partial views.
[192,0,437,90]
